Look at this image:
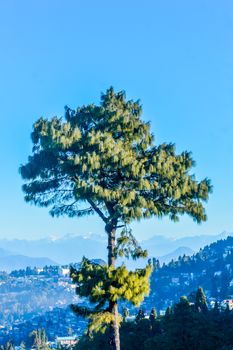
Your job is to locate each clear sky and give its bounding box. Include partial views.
[0,0,232,240]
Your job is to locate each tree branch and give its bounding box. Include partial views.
[87,199,108,223]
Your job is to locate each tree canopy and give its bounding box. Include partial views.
[20,87,211,227]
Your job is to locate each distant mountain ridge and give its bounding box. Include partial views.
[142,231,230,257]
[0,244,58,272]
[158,246,194,264]
[0,255,57,272]
[0,247,14,257]
[0,231,230,269]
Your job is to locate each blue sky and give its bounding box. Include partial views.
[0,0,233,240]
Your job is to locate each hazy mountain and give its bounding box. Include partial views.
[0,231,230,266]
[142,231,230,257]
[0,255,57,272]
[123,246,195,270]
[0,247,14,257]
[0,235,107,264]
[158,246,194,264]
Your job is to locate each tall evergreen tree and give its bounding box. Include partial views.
[122,307,129,322]
[195,287,208,313]
[149,307,157,322]
[20,88,211,350]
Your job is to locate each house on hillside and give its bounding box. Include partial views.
[55,335,78,347]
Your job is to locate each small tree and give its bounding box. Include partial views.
[20,88,211,350]
[165,306,172,318]
[5,342,15,350]
[149,307,157,322]
[122,307,129,322]
[30,329,49,350]
[195,287,208,313]
[67,327,73,336]
[135,309,145,323]
[213,301,219,313]
[20,342,26,350]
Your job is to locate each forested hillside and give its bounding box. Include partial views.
[146,236,233,312]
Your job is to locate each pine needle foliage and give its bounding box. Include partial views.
[70,257,152,333]
[115,227,147,260]
[20,87,211,226]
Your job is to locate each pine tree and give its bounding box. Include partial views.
[135,309,145,323]
[30,329,49,350]
[152,258,160,270]
[175,296,191,313]
[20,342,26,350]
[212,301,220,315]
[195,287,208,313]
[122,307,129,322]
[20,87,211,350]
[5,342,14,350]
[165,306,172,319]
[149,307,157,322]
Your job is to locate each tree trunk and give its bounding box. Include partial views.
[106,221,121,350]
